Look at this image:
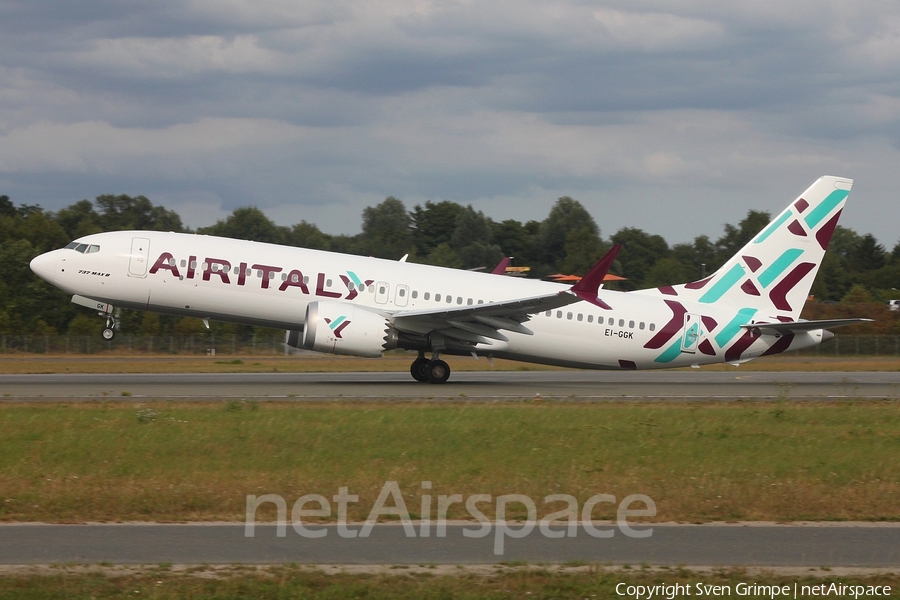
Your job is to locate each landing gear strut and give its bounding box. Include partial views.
[100,313,116,341]
[409,352,451,384]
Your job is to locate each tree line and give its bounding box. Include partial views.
[1,193,898,337]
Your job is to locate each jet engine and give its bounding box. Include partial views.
[300,301,398,358]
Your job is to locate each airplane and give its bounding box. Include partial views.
[29,176,870,383]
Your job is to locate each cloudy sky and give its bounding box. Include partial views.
[1,0,899,246]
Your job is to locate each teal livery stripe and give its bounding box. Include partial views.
[699,264,745,303]
[715,307,758,347]
[757,248,804,288]
[329,315,346,330]
[346,271,363,287]
[804,189,849,229]
[754,210,791,244]
[654,338,683,363]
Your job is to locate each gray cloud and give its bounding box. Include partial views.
[0,0,898,245]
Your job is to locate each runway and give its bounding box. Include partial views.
[1,370,899,400]
[3,523,899,566]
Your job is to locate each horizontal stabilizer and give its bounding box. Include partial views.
[741,318,873,334]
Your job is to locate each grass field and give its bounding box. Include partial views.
[1,400,898,523]
[1,353,899,374]
[1,565,898,600]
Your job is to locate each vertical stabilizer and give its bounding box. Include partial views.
[645,176,852,321]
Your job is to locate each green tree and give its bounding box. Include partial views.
[287,221,332,251]
[95,194,185,232]
[425,242,463,269]
[714,210,771,264]
[411,201,465,257]
[848,234,887,272]
[55,200,103,240]
[610,227,669,288]
[0,195,15,218]
[558,226,605,275]
[360,197,413,259]
[539,197,600,271]
[642,257,695,288]
[199,207,286,244]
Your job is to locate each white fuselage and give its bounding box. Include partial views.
[30,231,825,370]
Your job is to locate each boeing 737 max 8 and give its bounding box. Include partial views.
[29,176,869,383]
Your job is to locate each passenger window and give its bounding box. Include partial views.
[303,276,310,284]
[447,295,452,304]
[567,312,573,320]
[557,311,562,318]
[629,320,634,328]
[477,300,484,304]
[269,272,275,280]
[399,288,406,297]
[368,284,375,293]
[587,315,593,323]
[576,314,582,321]
[233,266,239,274]
[618,319,624,327]
[545,311,551,317]
[412,291,418,299]
[291,273,299,283]
[191,261,198,269]
[327,279,332,287]
[435,294,441,302]
[467,298,473,305]
[457,297,462,305]
[425,292,431,300]
[281,273,287,280]
[639,322,645,330]
[378,285,386,294]
[649,323,656,331]
[608,317,614,325]
[181,260,187,268]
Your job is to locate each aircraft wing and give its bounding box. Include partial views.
[390,246,621,345]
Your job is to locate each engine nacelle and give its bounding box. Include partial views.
[301,301,398,358]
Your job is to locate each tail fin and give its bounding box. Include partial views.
[646,176,853,320]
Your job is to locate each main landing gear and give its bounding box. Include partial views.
[410,352,451,384]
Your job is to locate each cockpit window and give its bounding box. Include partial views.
[65,242,100,254]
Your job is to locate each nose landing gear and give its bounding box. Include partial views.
[100,312,117,341]
[409,352,451,384]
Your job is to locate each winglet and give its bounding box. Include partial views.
[491,257,511,275]
[569,244,621,309]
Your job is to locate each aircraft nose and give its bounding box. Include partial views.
[30,251,58,284]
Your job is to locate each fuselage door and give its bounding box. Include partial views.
[128,237,151,278]
[375,281,390,305]
[681,313,701,353]
[395,284,409,307]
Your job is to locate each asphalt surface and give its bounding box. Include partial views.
[1,370,899,400]
[3,523,899,566]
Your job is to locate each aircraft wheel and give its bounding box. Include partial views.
[410,356,429,382]
[425,359,451,384]
[101,327,116,341]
